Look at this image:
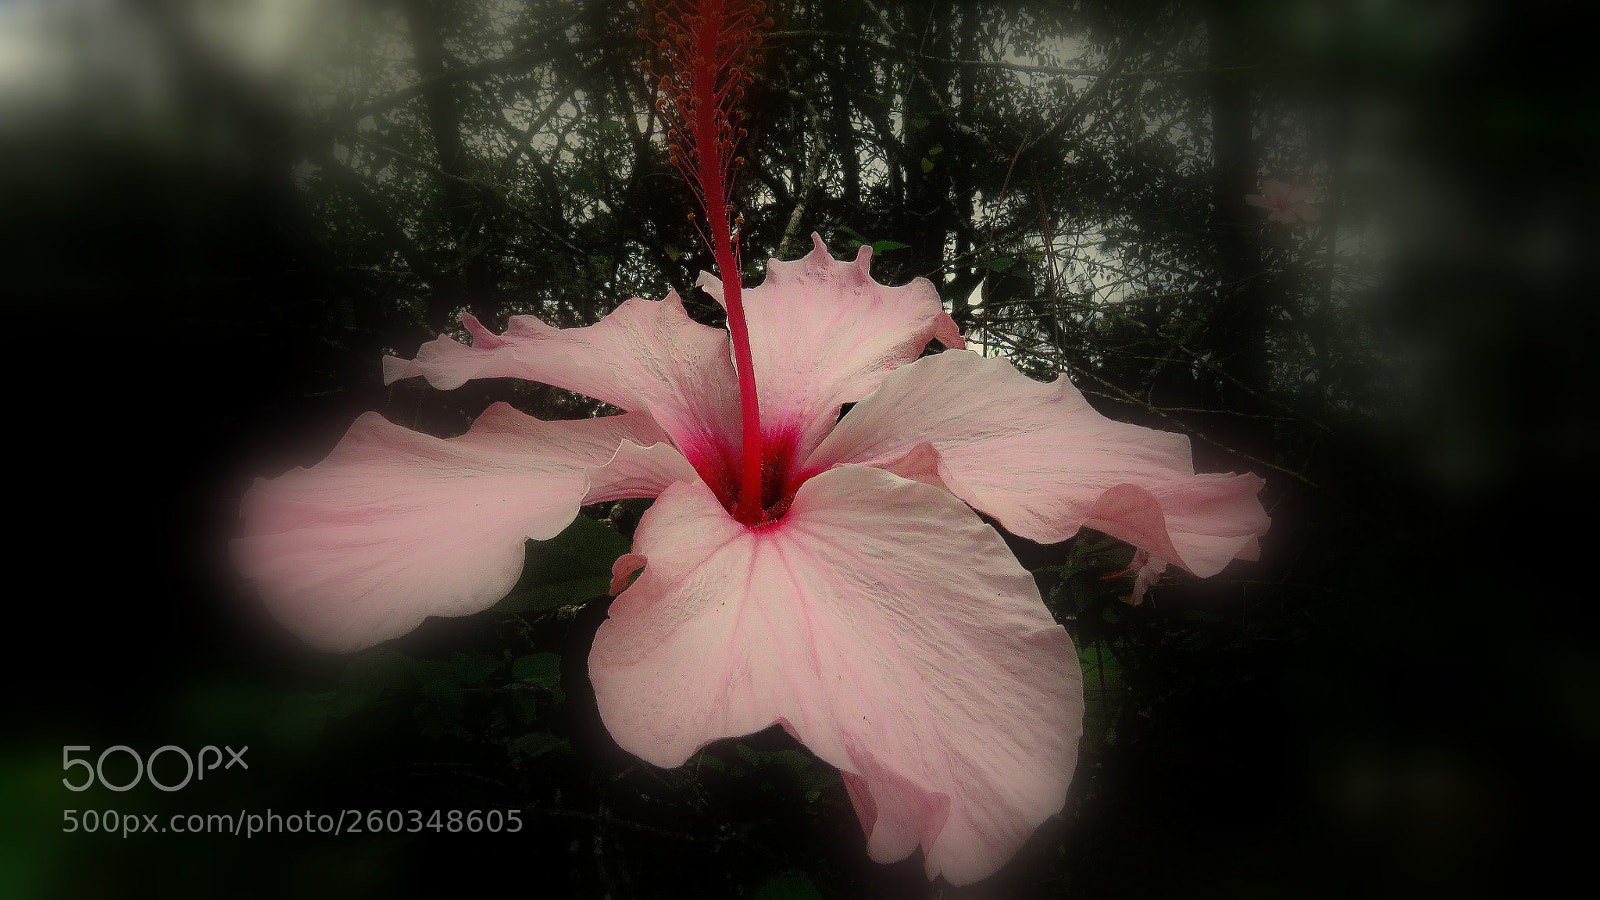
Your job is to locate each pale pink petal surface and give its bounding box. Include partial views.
[1248,181,1319,224]
[589,466,1082,885]
[1260,179,1294,204]
[236,404,692,650]
[1289,198,1321,223]
[808,350,1267,577]
[698,235,962,468]
[1245,181,1288,212]
[383,292,743,491]
[1128,549,1167,605]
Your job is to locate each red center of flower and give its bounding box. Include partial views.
[695,426,803,526]
[642,0,775,526]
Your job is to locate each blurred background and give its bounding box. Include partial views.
[2,0,1592,896]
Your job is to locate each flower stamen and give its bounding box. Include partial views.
[643,0,772,524]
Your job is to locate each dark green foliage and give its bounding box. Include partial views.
[497,515,633,615]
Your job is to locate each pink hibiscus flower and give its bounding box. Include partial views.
[1246,179,1321,225]
[239,0,1268,885]
[235,235,1269,885]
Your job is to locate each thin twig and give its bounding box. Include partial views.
[778,93,826,258]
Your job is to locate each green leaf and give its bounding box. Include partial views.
[512,652,562,688]
[415,652,501,706]
[754,874,824,900]
[982,256,1016,272]
[513,652,565,703]
[839,225,907,253]
[497,515,630,614]
[732,745,837,795]
[440,652,502,684]
[920,157,935,173]
[267,692,331,749]
[509,690,543,726]
[333,649,415,717]
[511,732,570,758]
[693,753,728,772]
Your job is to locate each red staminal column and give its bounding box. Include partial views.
[642,0,772,524]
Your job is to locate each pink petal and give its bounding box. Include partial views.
[1128,550,1167,605]
[383,294,743,486]
[873,440,952,490]
[697,235,963,465]
[807,350,1268,577]
[589,466,1082,885]
[608,553,647,596]
[236,404,692,651]
[1259,179,1293,203]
